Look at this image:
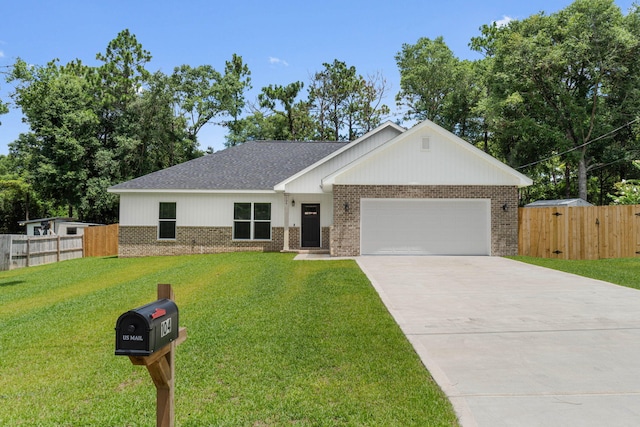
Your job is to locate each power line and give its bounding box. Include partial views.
[515,117,640,170]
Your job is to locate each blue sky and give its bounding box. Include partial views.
[0,0,636,154]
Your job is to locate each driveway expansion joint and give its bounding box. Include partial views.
[407,326,640,336]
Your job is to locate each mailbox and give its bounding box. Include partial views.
[115,299,179,356]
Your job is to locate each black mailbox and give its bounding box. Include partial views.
[115,299,179,356]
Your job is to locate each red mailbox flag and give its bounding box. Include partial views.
[150,308,166,319]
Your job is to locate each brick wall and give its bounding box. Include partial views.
[119,225,329,257]
[330,185,519,257]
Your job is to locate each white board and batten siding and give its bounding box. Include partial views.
[119,192,334,228]
[360,199,491,255]
[333,131,524,187]
[277,123,404,194]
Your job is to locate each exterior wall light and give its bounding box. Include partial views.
[344,202,350,212]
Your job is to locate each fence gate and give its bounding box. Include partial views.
[518,205,640,260]
[84,224,119,257]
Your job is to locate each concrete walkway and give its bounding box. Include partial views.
[356,256,640,427]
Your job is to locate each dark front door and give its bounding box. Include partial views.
[301,204,321,247]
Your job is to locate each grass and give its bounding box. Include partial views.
[0,253,458,426]
[511,256,640,290]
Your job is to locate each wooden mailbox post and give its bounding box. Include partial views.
[119,284,187,427]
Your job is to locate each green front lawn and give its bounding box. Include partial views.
[0,253,458,426]
[511,256,640,290]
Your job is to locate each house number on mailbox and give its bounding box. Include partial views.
[160,318,172,338]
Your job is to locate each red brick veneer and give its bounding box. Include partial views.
[330,185,519,257]
[118,226,330,257]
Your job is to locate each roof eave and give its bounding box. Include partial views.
[108,188,278,194]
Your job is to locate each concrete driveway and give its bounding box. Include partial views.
[356,256,640,427]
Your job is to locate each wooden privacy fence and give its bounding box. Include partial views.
[84,224,119,257]
[519,205,640,260]
[0,224,118,270]
[0,234,84,270]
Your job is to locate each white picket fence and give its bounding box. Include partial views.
[0,235,84,271]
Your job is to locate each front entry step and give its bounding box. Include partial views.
[281,248,329,254]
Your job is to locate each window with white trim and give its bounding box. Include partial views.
[234,202,271,240]
[158,202,177,239]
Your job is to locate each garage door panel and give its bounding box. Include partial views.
[361,199,490,255]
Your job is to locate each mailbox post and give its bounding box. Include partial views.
[115,284,187,427]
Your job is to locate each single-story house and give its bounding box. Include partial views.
[19,217,98,236]
[108,119,532,257]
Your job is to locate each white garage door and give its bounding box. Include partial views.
[360,199,491,255]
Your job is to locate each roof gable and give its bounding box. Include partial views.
[274,121,405,193]
[109,141,347,192]
[323,119,532,189]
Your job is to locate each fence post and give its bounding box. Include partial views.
[9,236,13,270]
[26,238,30,268]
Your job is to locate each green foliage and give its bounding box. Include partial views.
[309,59,390,141]
[170,64,223,140]
[0,97,7,124]
[0,253,459,426]
[95,29,151,110]
[309,59,358,140]
[473,0,640,202]
[5,30,210,223]
[219,54,252,145]
[0,66,10,123]
[228,60,390,145]
[9,59,100,217]
[609,161,640,204]
[609,179,640,204]
[396,36,459,123]
[257,81,316,140]
[396,37,489,148]
[0,155,55,233]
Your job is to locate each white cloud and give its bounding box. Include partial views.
[494,15,513,27]
[0,50,4,58]
[269,56,289,67]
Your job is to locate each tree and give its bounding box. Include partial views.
[257,82,315,140]
[170,64,223,143]
[472,0,640,202]
[395,37,459,124]
[356,72,391,135]
[395,36,488,145]
[8,59,100,218]
[0,153,54,233]
[0,65,10,124]
[442,60,486,143]
[309,60,359,140]
[309,60,390,141]
[7,31,204,223]
[95,29,151,112]
[224,110,276,144]
[219,54,252,146]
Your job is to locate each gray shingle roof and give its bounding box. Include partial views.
[109,141,348,191]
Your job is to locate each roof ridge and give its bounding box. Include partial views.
[251,140,348,144]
